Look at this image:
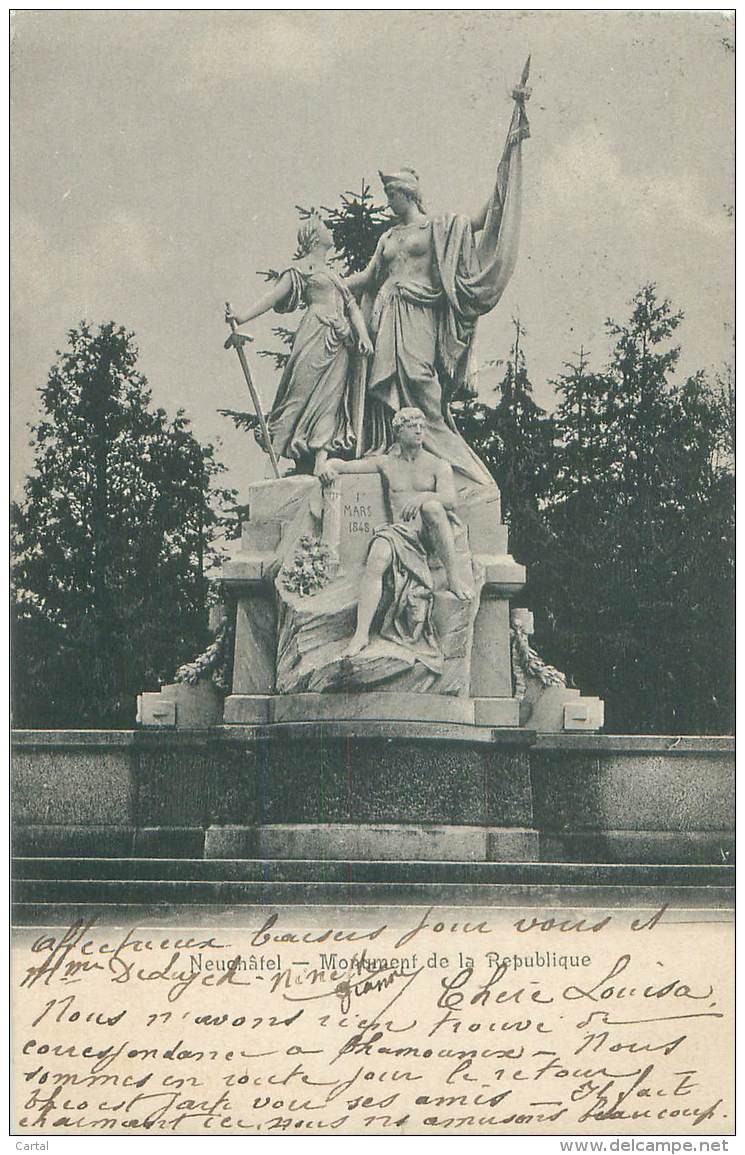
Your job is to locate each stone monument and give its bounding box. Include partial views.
[9,58,732,919]
[135,60,604,864]
[140,63,603,736]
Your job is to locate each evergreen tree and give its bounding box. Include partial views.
[12,321,235,727]
[453,317,554,569]
[550,346,617,506]
[321,182,390,274]
[542,286,734,733]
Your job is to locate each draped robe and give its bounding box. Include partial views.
[361,94,530,490]
[269,267,358,465]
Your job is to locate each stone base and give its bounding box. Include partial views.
[224,692,519,727]
[473,698,520,726]
[12,732,733,878]
[524,685,605,732]
[11,824,208,859]
[541,829,735,865]
[203,823,539,862]
[137,681,223,729]
[220,470,531,711]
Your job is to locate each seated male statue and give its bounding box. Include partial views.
[319,407,473,661]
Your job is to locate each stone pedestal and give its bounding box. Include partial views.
[224,691,519,726]
[232,590,276,694]
[221,470,528,728]
[12,731,734,922]
[138,470,604,736]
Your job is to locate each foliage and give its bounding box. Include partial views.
[280,536,333,597]
[217,408,261,433]
[537,286,734,733]
[453,317,555,572]
[456,288,733,733]
[510,622,567,702]
[255,326,296,373]
[321,182,391,275]
[12,321,236,728]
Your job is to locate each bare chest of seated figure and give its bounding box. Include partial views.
[381,222,439,288]
[380,452,440,520]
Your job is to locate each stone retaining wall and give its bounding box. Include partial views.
[11,729,734,864]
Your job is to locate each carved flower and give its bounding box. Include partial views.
[280,536,332,596]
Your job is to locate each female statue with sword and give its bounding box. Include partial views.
[225,210,372,478]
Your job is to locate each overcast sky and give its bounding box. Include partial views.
[11,10,734,498]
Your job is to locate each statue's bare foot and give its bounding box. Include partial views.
[343,634,369,659]
[449,578,473,601]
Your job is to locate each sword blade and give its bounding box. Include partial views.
[225,302,281,479]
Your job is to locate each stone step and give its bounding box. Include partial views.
[12,886,733,929]
[12,867,733,925]
[12,856,734,887]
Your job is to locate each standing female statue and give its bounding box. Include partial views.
[226,210,372,476]
[345,69,531,490]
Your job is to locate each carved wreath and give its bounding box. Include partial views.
[174,613,234,693]
[510,623,567,701]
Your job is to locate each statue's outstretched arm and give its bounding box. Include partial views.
[344,232,387,295]
[345,260,376,295]
[327,457,382,477]
[228,271,293,327]
[318,456,383,487]
[470,198,492,233]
